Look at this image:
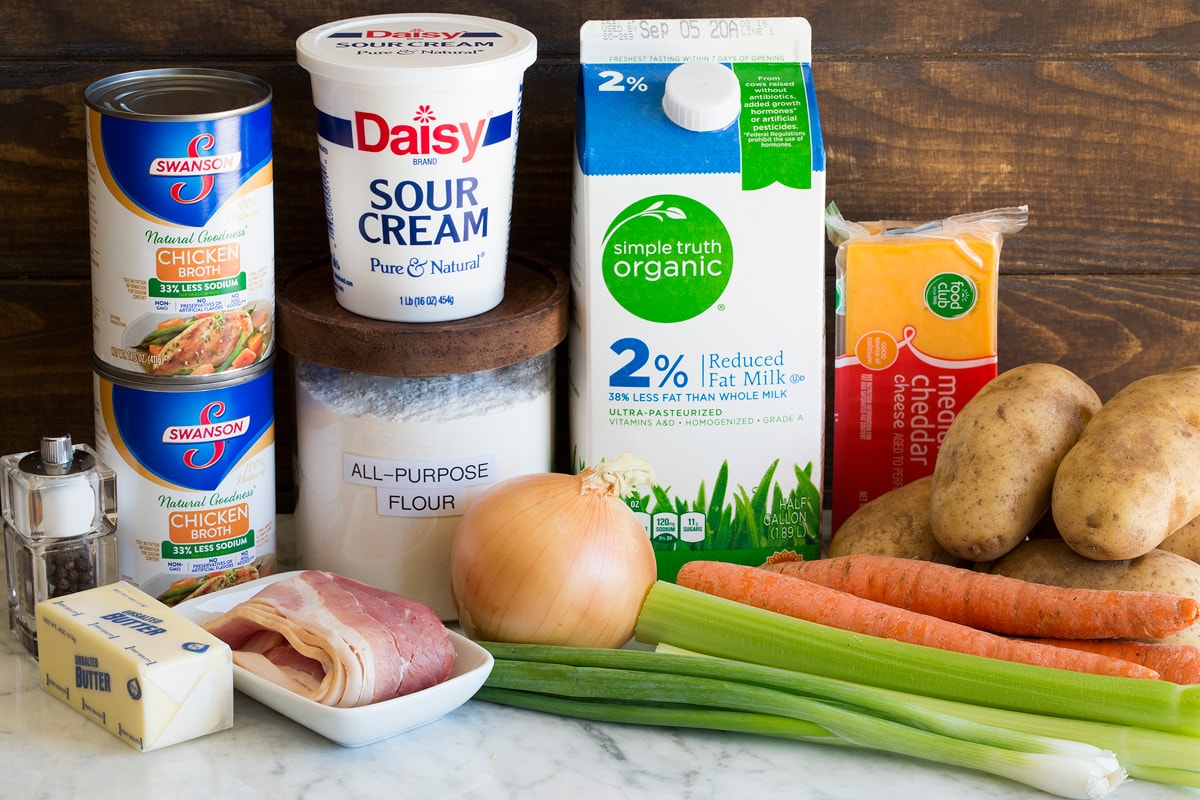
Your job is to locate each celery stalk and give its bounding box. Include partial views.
[480,649,1125,799]
[635,580,1200,735]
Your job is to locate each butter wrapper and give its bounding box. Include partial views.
[36,581,233,751]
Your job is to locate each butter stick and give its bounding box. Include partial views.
[36,581,233,751]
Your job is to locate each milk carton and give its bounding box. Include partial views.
[570,18,826,579]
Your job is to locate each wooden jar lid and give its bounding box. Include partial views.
[276,253,569,377]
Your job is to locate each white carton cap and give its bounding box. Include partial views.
[662,61,742,132]
[297,13,537,87]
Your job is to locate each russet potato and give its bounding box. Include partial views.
[1160,516,1200,563]
[1052,365,1200,560]
[829,476,966,566]
[930,363,1101,562]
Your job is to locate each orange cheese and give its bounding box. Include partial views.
[841,233,1000,363]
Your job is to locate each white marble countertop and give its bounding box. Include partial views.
[2,526,1196,800]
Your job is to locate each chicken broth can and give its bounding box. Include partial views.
[86,69,275,379]
[92,360,277,607]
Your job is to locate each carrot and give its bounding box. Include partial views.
[763,553,1199,641]
[1028,638,1200,685]
[675,560,1161,680]
[244,331,264,355]
[229,349,258,370]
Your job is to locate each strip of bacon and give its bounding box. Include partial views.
[203,571,455,707]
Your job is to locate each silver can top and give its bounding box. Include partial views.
[85,68,271,121]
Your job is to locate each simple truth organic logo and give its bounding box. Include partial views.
[601,195,734,323]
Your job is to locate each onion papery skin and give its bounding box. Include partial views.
[450,471,658,649]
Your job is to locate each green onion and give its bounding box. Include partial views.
[487,642,1104,759]
[475,686,840,743]
[866,685,1200,786]
[480,644,1126,799]
[653,641,1200,784]
[1122,765,1200,788]
[635,580,1200,735]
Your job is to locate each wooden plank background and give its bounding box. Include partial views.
[2,1,1198,511]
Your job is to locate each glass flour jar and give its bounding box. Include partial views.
[277,254,568,620]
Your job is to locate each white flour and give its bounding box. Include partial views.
[292,353,555,620]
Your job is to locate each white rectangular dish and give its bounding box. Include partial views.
[174,571,493,747]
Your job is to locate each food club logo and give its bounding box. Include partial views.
[162,401,250,469]
[148,133,243,205]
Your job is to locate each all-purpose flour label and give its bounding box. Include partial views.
[342,453,498,516]
[570,18,827,579]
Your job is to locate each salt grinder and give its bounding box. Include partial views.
[2,434,117,657]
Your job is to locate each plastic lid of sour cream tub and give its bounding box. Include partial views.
[297,13,538,88]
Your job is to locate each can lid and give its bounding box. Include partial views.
[85,68,272,120]
[296,13,537,87]
[276,253,568,377]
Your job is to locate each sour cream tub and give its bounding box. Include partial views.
[296,13,537,323]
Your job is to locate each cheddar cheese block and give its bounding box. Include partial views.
[827,205,1027,533]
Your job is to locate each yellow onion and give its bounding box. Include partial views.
[449,453,658,648]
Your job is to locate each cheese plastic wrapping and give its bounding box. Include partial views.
[826,203,1028,533]
[35,581,233,751]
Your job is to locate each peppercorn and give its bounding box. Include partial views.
[46,541,98,597]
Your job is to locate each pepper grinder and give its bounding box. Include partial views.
[2,433,117,657]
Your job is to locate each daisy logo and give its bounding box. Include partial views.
[352,104,514,163]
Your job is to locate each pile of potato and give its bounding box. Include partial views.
[832,363,1200,645]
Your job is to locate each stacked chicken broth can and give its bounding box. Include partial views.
[86,68,278,605]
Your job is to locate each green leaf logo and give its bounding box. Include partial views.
[601,194,733,323]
